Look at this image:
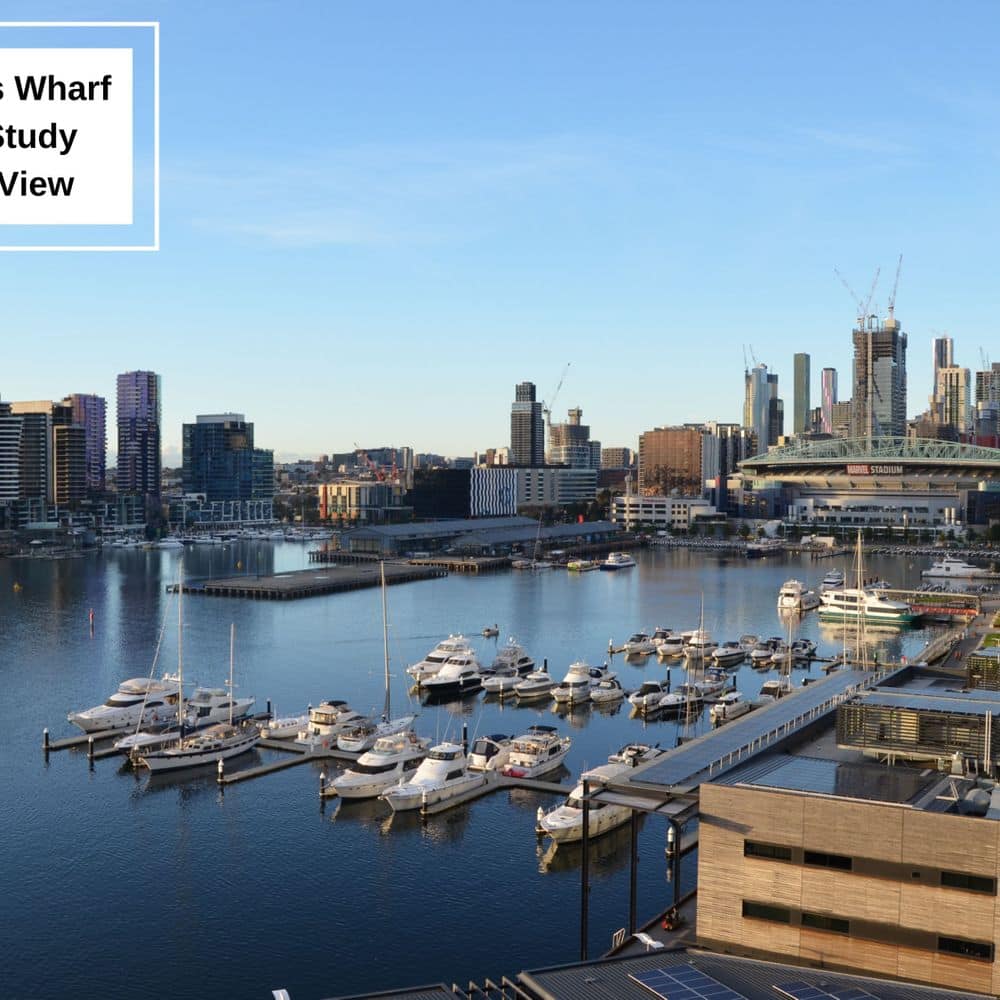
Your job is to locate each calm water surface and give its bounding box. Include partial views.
[0,543,941,1000]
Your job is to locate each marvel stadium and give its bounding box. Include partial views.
[734,437,1000,531]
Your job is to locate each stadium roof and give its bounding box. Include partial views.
[742,437,1000,470]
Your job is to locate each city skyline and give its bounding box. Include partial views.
[4,2,1000,458]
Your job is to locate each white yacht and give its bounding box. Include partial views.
[710,641,746,666]
[749,638,780,665]
[818,588,919,624]
[337,713,418,753]
[710,690,752,725]
[467,734,513,772]
[295,700,368,751]
[657,633,688,659]
[658,684,704,714]
[260,713,310,739]
[327,731,428,799]
[68,675,183,733]
[182,687,254,729]
[590,677,627,705]
[137,721,259,772]
[419,652,484,698]
[514,665,557,702]
[501,725,572,778]
[379,741,487,813]
[770,638,816,664]
[692,668,730,698]
[482,639,534,678]
[628,680,672,714]
[683,629,715,663]
[759,675,795,700]
[551,661,613,705]
[922,557,990,579]
[623,632,657,655]
[651,626,673,647]
[599,552,636,571]
[608,743,666,768]
[482,663,523,696]
[777,579,820,611]
[405,635,475,685]
[820,569,845,590]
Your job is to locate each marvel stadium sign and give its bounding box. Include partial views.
[845,464,904,475]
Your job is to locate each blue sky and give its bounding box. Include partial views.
[2,1,999,462]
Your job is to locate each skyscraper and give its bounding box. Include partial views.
[932,336,954,399]
[820,368,838,434]
[743,364,770,454]
[183,413,274,501]
[936,367,972,433]
[9,399,86,505]
[66,393,106,496]
[793,353,810,435]
[116,370,161,498]
[851,317,907,438]
[638,426,703,494]
[767,372,784,444]
[509,381,544,466]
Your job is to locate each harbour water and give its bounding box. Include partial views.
[1,544,942,1000]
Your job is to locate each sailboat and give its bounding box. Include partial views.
[336,562,417,753]
[138,602,259,773]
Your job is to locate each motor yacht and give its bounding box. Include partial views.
[326,731,428,799]
[538,761,645,844]
[623,632,657,656]
[692,668,730,698]
[566,559,597,572]
[482,639,534,678]
[379,741,487,813]
[181,686,254,729]
[514,665,556,702]
[608,743,666,768]
[777,579,820,611]
[501,725,572,778]
[590,677,627,705]
[295,700,368,751]
[759,675,795,699]
[405,635,475,685]
[683,629,715,663]
[922,557,990,579]
[482,663,523,696]
[260,712,310,739]
[628,680,672,715]
[137,721,260,772]
[466,734,513,772]
[651,626,673,647]
[710,690,752,725]
[599,551,636,571]
[818,587,919,624]
[68,674,183,733]
[749,638,779,665]
[337,713,418,753]
[658,684,704,714]
[419,652,484,698]
[710,641,746,666]
[657,633,688,659]
[551,661,613,705]
[820,569,845,591]
[738,633,760,650]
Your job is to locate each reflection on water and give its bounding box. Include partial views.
[537,817,640,875]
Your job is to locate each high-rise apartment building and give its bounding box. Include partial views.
[936,367,972,433]
[182,413,274,502]
[820,367,838,434]
[9,400,86,505]
[638,426,703,494]
[66,393,106,496]
[768,372,784,445]
[743,364,771,454]
[116,371,161,498]
[509,382,544,466]
[852,317,907,438]
[701,422,753,511]
[793,353,810,435]
[600,447,635,469]
[548,406,600,468]
[932,335,954,400]
[975,363,1000,405]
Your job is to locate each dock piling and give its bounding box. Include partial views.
[87,736,94,767]
[217,758,224,785]
[320,768,327,797]
[43,727,49,756]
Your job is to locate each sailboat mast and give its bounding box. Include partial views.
[229,622,235,726]
[177,563,185,743]
[381,561,390,722]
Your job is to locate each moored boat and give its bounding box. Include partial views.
[68,674,183,733]
[599,552,636,571]
[379,741,487,813]
[922,557,990,579]
[326,731,428,799]
[777,579,820,611]
[405,635,475,685]
[501,725,572,778]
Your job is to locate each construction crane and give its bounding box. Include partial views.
[353,441,384,481]
[542,362,572,434]
[887,254,903,323]
[981,347,990,371]
[834,266,880,329]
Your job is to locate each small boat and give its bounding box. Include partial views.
[922,557,990,579]
[658,683,704,714]
[337,713,417,753]
[379,741,486,813]
[821,569,845,591]
[419,652,484,699]
[501,725,572,778]
[759,675,795,699]
[710,641,746,667]
[738,633,760,650]
[777,579,820,611]
[599,552,636,571]
[481,624,500,638]
[628,680,672,714]
[551,661,614,705]
[482,663,523,696]
[405,635,475,685]
[260,713,309,739]
[295,700,368,751]
[566,559,597,572]
[482,638,534,678]
[789,638,816,662]
[745,538,783,558]
[651,626,673,647]
[589,677,627,705]
[327,731,429,799]
[608,743,665,768]
[68,674,183,733]
[692,668,730,698]
[155,536,184,549]
[710,690,752,725]
[657,633,688,659]
[511,558,533,570]
[466,734,513,772]
[749,638,779,665]
[514,665,556,702]
[623,632,657,656]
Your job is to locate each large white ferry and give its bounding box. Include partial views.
[818,587,919,624]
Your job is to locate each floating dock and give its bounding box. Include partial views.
[167,561,446,600]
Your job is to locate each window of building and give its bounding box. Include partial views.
[803,850,852,871]
[801,912,850,935]
[744,841,792,862]
[937,936,994,961]
[941,871,997,895]
[741,901,791,924]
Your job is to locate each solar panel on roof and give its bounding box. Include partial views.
[630,965,749,1000]
[775,982,880,1000]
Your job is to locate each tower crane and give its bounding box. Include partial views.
[834,266,880,329]
[542,362,572,435]
[887,254,903,322]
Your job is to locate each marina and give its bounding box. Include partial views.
[2,541,976,999]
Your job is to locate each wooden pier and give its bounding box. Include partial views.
[167,561,446,600]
